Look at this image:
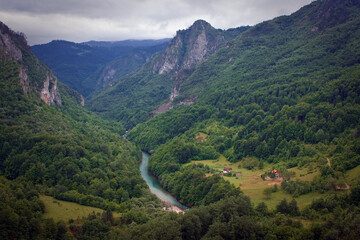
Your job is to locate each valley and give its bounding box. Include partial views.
[1,0,360,239]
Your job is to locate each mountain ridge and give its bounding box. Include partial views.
[87,20,249,127]
[0,21,61,105]
[32,39,169,97]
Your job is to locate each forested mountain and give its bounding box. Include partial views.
[2,0,360,239]
[31,39,169,97]
[129,0,360,160]
[83,39,170,48]
[87,20,249,128]
[124,0,360,237]
[0,21,165,239]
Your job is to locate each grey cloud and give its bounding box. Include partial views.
[0,0,314,45]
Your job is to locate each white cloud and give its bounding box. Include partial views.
[0,0,314,45]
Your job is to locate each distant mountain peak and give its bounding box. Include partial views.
[152,19,224,75]
[191,19,213,29]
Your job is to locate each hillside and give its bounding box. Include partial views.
[86,21,249,128]
[2,0,360,239]
[125,0,360,237]
[32,39,169,97]
[0,21,165,239]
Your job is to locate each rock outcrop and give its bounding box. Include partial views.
[152,20,225,75]
[0,21,61,105]
[151,20,227,114]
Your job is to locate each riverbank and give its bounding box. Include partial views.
[163,202,186,214]
[140,152,189,213]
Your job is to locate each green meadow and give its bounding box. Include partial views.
[191,155,323,210]
[40,195,121,223]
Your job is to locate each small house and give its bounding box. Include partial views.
[271,169,279,179]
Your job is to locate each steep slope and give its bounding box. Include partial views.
[130,0,360,153]
[89,42,167,92]
[87,20,248,128]
[0,21,61,105]
[1,22,165,238]
[127,0,360,216]
[32,40,168,96]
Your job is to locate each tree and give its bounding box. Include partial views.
[263,188,273,199]
[289,199,299,216]
[180,213,202,240]
[255,202,269,216]
[276,198,289,214]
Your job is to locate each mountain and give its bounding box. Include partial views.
[126,0,360,234]
[83,38,171,48]
[31,39,169,97]
[0,21,165,239]
[129,0,360,152]
[2,0,360,239]
[0,22,61,105]
[87,20,249,128]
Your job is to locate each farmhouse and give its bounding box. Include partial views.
[271,169,280,179]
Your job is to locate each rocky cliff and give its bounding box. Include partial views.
[152,20,226,75]
[150,20,231,113]
[0,21,61,105]
[86,20,248,127]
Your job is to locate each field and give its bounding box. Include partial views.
[40,195,121,222]
[192,155,323,209]
[345,165,360,184]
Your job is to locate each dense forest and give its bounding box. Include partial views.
[2,0,360,239]
[32,40,169,97]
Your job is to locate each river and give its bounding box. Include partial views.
[140,152,189,212]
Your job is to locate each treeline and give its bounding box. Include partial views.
[128,105,216,152]
[149,136,219,175]
[127,0,360,170]
[0,177,71,240]
[147,136,242,207]
[0,59,155,213]
[160,165,241,206]
[76,182,360,239]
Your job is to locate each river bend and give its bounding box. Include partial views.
[139,152,189,211]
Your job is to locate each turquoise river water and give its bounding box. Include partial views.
[140,152,189,211]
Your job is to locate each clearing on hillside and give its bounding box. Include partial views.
[40,195,121,222]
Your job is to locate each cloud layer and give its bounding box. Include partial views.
[0,0,314,45]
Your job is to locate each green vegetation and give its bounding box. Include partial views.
[127,0,360,204]
[40,195,121,222]
[0,177,71,240]
[2,0,360,239]
[86,24,249,129]
[32,40,168,96]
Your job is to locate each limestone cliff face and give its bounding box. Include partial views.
[0,21,61,105]
[150,20,226,114]
[152,20,225,75]
[40,74,61,105]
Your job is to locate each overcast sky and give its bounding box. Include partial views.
[0,0,314,45]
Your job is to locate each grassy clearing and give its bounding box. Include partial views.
[196,132,209,141]
[40,195,121,223]
[192,155,323,210]
[345,165,360,184]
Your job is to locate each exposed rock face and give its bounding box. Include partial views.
[40,74,61,105]
[151,20,227,114]
[0,21,61,105]
[152,20,225,75]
